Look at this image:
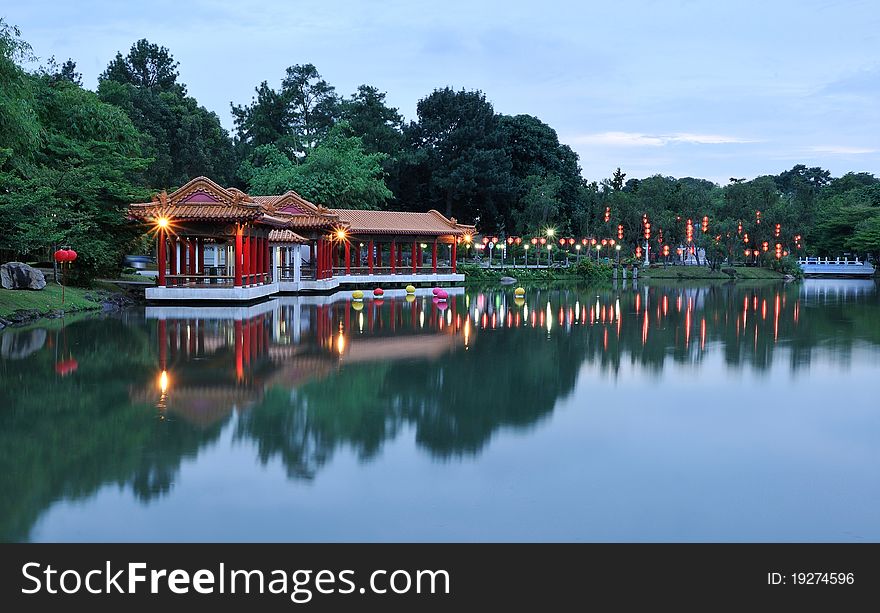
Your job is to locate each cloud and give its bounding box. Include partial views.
[566,131,757,147]
[807,145,877,155]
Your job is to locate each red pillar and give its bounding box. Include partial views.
[368,239,374,274]
[188,238,196,278]
[318,239,325,279]
[243,231,251,286]
[158,229,166,287]
[345,241,351,275]
[452,240,457,273]
[390,241,396,274]
[250,230,257,285]
[412,241,418,273]
[432,240,438,273]
[234,227,243,287]
[257,236,264,283]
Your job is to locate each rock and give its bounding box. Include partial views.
[1,328,47,359]
[783,274,795,282]
[499,276,517,285]
[7,309,40,324]
[0,262,47,290]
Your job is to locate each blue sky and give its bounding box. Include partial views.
[5,0,878,185]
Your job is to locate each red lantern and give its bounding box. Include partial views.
[66,249,77,262]
[491,236,499,244]
[530,237,538,245]
[662,245,670,256]
[507,237,514,245]
[539,237,546,245]
[559,238,566,246]
[54,358,78,377]
[568,237,575,245]
[54,249,68,263]
[617,224,624,240]
[581,238,588,245]
[604,207,611,223]
[701,216,709,233]
[482,236,490,245]
[515,237,522,245]
[591,238,597,245]
[601,239,607,246]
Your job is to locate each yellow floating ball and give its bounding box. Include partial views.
[405,293,416,303]
[514,296,525,307]
[514,287,525,296]
[352,289,364,300]
[352,301,364,311]
[405,284,416,294]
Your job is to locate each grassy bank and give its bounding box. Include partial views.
[640,266,784,280]
[460,262,614,285]
[0,284,103,319]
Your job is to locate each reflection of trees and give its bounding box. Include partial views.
[2,281,878,540]
[0,315,224,542]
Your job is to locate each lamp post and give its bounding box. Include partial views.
[615,243,621,267]
[547,244,552,266]
[575,243,581,263]
[524,243,530,267]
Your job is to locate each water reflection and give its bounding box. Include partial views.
[1,280,878,541]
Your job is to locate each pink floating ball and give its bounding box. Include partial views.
[436,289,448,300]
[373,287,384,296]
[432,287,441,296]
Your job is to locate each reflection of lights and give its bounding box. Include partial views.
[523,303,529,319]
[159,370,169,394]
[464,318,470,347]
[446,309,452,325]
[419,310,425,328]
[358,312,364,332]
[336,331,346,354]
[546,302,552,333]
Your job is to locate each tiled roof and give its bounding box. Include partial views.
[269,229,308,244]
[129,202,263,221]
[284,214,340,229]
[130,177,477,235]
[328,209,473,236]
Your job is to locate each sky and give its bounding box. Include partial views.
[4,0,879,185]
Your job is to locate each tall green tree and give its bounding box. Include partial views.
[398,87,512,228]
[99,39,236,187]
[241,123,391,209]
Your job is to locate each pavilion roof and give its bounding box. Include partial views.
[130,177,477,236]
[129,177,267,223]
[268,229,308,244]
[328,209,475,237]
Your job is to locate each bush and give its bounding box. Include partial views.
[768,255,804,279]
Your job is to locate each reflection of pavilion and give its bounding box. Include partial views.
[133,295,470,427]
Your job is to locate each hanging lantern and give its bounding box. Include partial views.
[604,206,611,223]
[686,218,693,243]
[701,216,709,233]
[617,224,624,240]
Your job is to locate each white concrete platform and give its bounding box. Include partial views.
[335,273,465,285]
[145,273,466,303]
[145,282,279,302]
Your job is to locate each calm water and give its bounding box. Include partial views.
[2,279,879,542]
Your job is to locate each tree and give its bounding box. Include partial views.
[231,81,294,152]
[0,19,40,167]
[281,63,341,154]
[398,88,512,228]
[99,40,236,186]
[610,167,626,191]
[241,123,391,209]
[342,84,403,156]
[100,39,183,94]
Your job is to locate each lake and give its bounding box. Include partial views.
[2,279,879,542]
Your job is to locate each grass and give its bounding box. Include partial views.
[0,284,103,319]
[640,266,783,280]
